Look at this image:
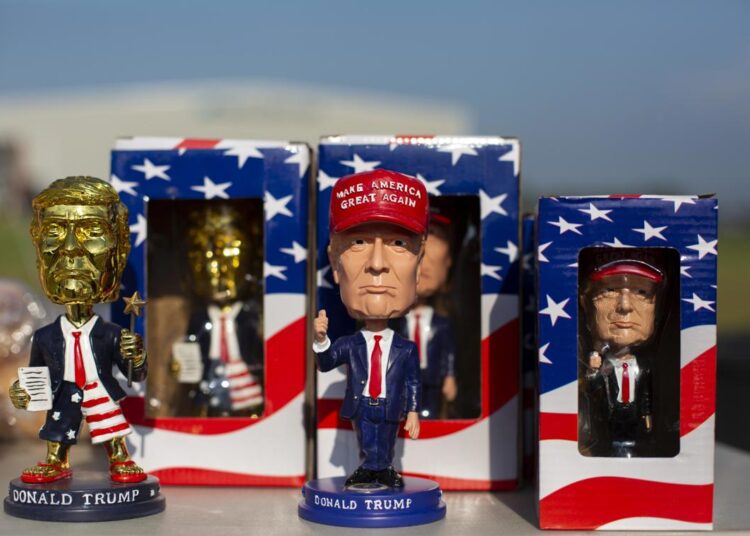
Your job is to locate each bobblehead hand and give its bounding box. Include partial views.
[120,329,146,369]
[8,380,30,410]
[404,411,420,439]
[442,375,457,402]
[314,310,328,344]
[589,351,602,370]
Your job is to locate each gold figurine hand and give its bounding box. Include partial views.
[120,329,146,369]
[169,357,182,378]
[9,380,31,410]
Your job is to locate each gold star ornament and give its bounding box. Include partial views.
[123,291,147,317]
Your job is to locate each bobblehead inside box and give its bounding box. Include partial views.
[535,195,717,530]
[110,137,310,486]
[315,135,521,490]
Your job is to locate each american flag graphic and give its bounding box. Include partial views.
[110,137,309,486]
[316,135,521,490]
[537,195,717,529]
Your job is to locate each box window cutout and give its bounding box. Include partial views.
[577,247,680,458]
[145,199,264,418]
[388,195,481,420]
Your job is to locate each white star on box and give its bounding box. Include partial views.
[687,234,718,259]
[539,342,553,365]
[284,149,310,178]
[498,142,520,177]
[264,262,288,281]
[317,170,339,191]
[52,411,61,421]
[603,237,633,248]
[481,264,503,281]
[537,242,552,263]
[548,216,583,235]
[540,295,571,326]
[479,190,508,219]
[71,392,82,403]
[317,266,333,289]
[66,429,76,440]
[280,241,307,263]
[340,154,380,174]
[680,265,692,278]
[415,173,445,196]
[110,174,138,196]
[522,252,533,271]
[682,293,715,312]
[150,490,156,497]
[132,158,170,181]
[264,192,294,221]
[191,176,232,199]
[578,203,613,222]
[129,214,147,248]
[438,144,478,165]
[633,220,667,241]
[222,144,264,168]
[642,195,697,213]
[494,240,518,263]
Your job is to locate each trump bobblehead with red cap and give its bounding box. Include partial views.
[313,169,426,488]
[581,259,664,457]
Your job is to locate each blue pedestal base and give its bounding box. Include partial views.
[4,471,165,522]
[298,476,446,528]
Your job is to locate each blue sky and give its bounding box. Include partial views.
[1,0,748,212]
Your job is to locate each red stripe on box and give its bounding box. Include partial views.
[680,345,716,436]
[227,370,252,380]
[150,467,305,487]
[539,412,577,441]
[82,397,109,408]
[120,316,305,435]
[174,139,221,150]
[540,477,713,529]
[90,422,130,438]
[86,409,123,423]
[84,382,98,391]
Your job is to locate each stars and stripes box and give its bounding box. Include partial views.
[109,136,310,486]
[316,135,521,490]
[536,195,717,529]
[520,214,538,482]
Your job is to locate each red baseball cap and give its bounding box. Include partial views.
[329,169,429,235]
[590,260,664,284]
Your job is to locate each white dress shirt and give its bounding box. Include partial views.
[207,302,244,361]
[60,314,100,384]
[607,354,639,403]
[405,305,433,369]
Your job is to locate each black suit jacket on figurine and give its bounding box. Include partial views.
[391,314,456,387]
[29,316,147,403]
[315,331,421,423]
[588,357,652,418]
[187,304,263,375]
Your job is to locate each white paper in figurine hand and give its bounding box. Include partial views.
[172,342,203,383]
[18,366,53,411]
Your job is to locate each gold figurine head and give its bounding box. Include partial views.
[30,176,130,305]
[186,205,251,305]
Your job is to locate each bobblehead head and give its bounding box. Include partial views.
[581,260,663,351]
[328,170,429,321]
[416,213,452,299]
[30,176,130,306]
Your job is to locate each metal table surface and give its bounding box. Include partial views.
[1,440,748,535]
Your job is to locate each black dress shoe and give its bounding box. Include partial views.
[345,467,376,487]
[375,466,404,488]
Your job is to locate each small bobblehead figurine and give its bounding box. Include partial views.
[313,170,426,489]
[581,260,662,457]
[181,205,263,416]
[392,210,456,419]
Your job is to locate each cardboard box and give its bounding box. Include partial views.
[316,135,521,490]
[536,195,717,529]
[110,137,310,486]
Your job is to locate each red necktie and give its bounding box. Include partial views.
[219,316,230,364]
[621,362,630,403]
[369,335,383,399]
[72,331,85,389]
[413,313,423,368]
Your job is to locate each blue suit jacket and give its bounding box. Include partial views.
[316,331,421,422]
[29,316,147,403]
[391,313,456,387]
